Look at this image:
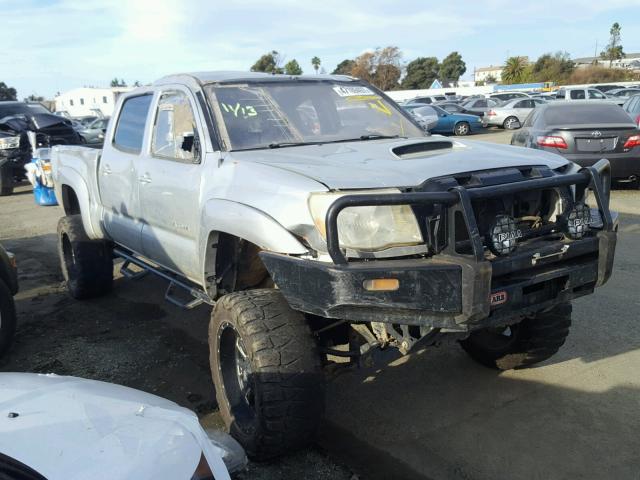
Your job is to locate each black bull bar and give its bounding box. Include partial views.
[325,159,614,265]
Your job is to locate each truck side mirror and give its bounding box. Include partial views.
[181,133,194,152]
[181,131,201,163]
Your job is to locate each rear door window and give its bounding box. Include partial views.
[113,94,153,153]
[570,90,586,100]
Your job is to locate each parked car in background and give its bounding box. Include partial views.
[403,95,448,105]
[593,84,624,93]
[555,87,610,102]
[435,101,489,125]
[486,98,547,129]
[622,94,640,127]
[73,115,99,126]
[404,104,484,135]
[78,117,110,146]
[511,101,640,185]
[606,88,640,105]
[459,97,502,117]
[0,101,80,195]
[0,373,246,479]
[401,103,439,132]
[0,244,17,357]
[488,91,530,102]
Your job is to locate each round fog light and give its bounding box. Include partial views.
[566,203,591,239]
[488,215,522,256]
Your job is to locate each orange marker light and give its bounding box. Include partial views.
[363,278,400,292]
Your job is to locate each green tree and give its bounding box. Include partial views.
[251,51,284,74]
[439,51,466,87]
[332,59,355,75]
[502,56,528,84]
[24,94,44,102]
[600,22,624,67]
[484,74,497,84]
[311,56,321,74]
[110,78,127,87]
[531,51,574,83]
[284,59,303,75]
[401,57,440,89]
[133,80,141,87]
[0,82,17,101]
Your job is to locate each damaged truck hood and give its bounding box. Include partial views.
[231,137,569,190]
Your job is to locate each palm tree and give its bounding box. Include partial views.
[311,56,321,74]
[502,56,528,84]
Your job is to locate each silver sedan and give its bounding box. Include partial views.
[486,98,546,129]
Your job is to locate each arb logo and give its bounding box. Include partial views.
[490,291,508,306]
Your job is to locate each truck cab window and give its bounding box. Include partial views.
[113,94,153,153]
[152,91,198,161]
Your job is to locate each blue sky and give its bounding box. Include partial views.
[1,0,639,98]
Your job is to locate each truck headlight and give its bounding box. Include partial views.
[308,190,423,251]
[0,136,20,150]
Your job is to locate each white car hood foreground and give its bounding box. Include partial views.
[231,137,569,190]
[0,373,246,480]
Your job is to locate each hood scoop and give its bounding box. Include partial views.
[392,140,453,159]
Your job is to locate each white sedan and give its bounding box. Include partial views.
[486,98,547,129]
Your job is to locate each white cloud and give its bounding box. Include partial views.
[0,0,638,97]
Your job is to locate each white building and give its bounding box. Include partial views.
[54,87,132,118]
[474,65,504,84]
[574,53,640,70]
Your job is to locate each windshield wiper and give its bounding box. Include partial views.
[268,141,317,149]
[359,134,406,141]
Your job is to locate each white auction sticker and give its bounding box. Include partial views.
[333,85,375,97]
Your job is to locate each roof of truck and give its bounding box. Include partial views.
[154,71,356,86]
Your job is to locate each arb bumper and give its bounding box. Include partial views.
[261,160,617,332]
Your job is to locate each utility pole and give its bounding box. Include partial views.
[594,40,598,64]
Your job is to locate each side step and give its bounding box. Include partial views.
[113,248,214,310]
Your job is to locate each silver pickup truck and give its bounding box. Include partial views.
[52,72,617,460]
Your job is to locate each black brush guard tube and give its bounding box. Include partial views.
[325,160,613,265]
[261,159,616,329]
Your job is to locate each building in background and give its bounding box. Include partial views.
[54,87,132,117]
[473,65,504,84]
[573,53,640,70]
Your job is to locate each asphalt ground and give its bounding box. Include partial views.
[1,127,639,479]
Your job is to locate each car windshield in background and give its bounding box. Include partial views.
[542,104,634,126]
[205,81,423,150]
[0,103,50,118]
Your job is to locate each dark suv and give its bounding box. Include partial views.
[0,101,80,195]
[0,245,17,357]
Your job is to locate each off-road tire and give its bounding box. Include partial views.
[503,116,520,130]
[0,164,14,196]
[57,215,113,299]
[0,280,16,357]
[454,121,470,136]
[209,289,324,460]
[460,303,572,370]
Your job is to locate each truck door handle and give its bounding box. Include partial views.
[138,173,152,184]
[102,165,112,175]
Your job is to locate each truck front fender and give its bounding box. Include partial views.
[200,199,308,256]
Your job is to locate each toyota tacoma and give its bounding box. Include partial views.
[51,72,617,459]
